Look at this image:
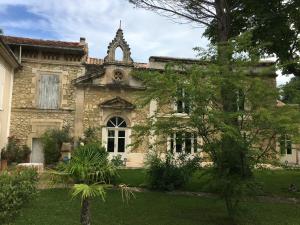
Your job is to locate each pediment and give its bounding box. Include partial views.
[99,97,135,110]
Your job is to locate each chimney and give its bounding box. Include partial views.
[80,37,86,45]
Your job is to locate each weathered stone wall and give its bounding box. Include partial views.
[10,58,84,146]
[82,86,149,154]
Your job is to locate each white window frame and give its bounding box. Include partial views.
[174,88,190,115]
[168,132,200,154]
[106,117,127,155]
[280,135,293,155]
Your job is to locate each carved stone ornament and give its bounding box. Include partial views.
[99,96,135,110]
[104,28,134,65]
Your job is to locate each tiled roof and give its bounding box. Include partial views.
[86,57,104,65]
[134,62,149,68]
[1,35,85,50]
[86,57,149,68]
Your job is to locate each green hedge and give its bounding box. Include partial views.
[0,168,38,224]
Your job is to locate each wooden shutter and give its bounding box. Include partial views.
[38,75,60,109]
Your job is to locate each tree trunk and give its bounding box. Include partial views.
[80,198,91,225]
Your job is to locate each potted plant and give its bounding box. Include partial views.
[1,148,8,171]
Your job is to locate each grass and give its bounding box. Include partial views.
[13,188,300,225]
[117,168,300,198]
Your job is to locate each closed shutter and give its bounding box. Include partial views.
[38,75,60,109]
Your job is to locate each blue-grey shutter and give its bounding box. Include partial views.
[38,75,60,109]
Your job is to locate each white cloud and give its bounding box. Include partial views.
[0,0,208,62]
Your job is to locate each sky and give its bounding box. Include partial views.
[0,0,293,86]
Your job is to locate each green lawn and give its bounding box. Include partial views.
[117,169,300,198]
[13,188,300,225]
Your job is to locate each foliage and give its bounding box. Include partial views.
[41,126,72,165]
[52,142,132,225]
[79,127,102,145]
[145,152,200,191]
[281,77,300,105]
[0,168,38,224]
[131,33,300,220]
[111,154,125,168]
[2,136,31,164]
[204,0,300,77]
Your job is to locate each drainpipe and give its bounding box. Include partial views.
[18,45,22,63]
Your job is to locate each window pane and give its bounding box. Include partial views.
[108,130,115,137]
[107,120,115,127]
[118,138,125,152]
[170,136,174,153]
[177,100,183,113]
[119,130,125,137]
[287,140,292,155]
[176,133,183,153]
[280,137,286,155]
[194,134,198,153]
[107,138,114,152]
[185,133,192,154]
[110,117,117,126]
[117,117,127,127]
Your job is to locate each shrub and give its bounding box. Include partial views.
[41,126,72,165]
[111,154,124,167]
[146,152,201,191]
[4,136,31,164]
[0,168,38,224]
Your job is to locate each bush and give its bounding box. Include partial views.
[146,152,200,191]
[4,136,31,164]
[111,154,124,167]
[0,168,38,224]
[41,126,72,165]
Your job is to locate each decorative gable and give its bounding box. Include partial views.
[99,96,135,110]
[104,28,133,65]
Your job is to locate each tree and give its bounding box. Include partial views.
[129,1,300,77]
[281,77,300,104]
[131,35,300,222]
[204,0,300,77]
[0,28,3,34]
[52,141,132,225]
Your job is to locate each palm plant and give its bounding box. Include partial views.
[52,142,128,225]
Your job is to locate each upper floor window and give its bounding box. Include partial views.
[236,89,245,111]
[280,135,292,155]
[37,74,60,109]
[176,88,190,114]
[169,132,199,154]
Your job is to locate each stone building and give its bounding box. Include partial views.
[1,28,298,167]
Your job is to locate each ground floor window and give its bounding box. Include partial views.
[169,132,198,154]
[106,116,127,153]
[280,135,292,155]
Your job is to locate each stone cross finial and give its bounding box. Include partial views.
[119,20,122,29]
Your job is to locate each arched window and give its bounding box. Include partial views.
[115,47,123,61]
[106,117,127,153]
